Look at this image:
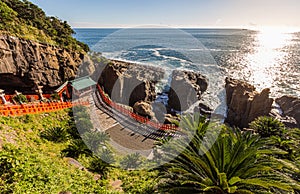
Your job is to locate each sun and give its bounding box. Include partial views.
[243,26,294,91]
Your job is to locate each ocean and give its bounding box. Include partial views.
[73,28,300,114]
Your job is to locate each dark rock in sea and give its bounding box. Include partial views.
[269,108,298,128]
[225,77,273,128]
[168,70,208,111]
[198,102,213,116]
[275,96,300,128]
[133,100,155,119]
[0,35,94,94]
[97,60,164,107]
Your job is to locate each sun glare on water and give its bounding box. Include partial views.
[244,27,294,91]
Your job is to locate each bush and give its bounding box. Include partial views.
[82,131,109,153]
[61,139,92,158]
[88,155,114,178]
[120,153,142,170]
[50,93,61,101]
[12,94,28,104]
[1,0,89,52]
[0,145,108,193]
[250,116,285,137]
[40,127,69,143]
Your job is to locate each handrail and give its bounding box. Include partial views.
[96,84,178,131]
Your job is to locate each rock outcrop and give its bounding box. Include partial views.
[225,77,273,128]
[133,101,155,119]
[0,35,94,93]
[98,60,164,107]
[168,70,208,111]
[275,96,300,127]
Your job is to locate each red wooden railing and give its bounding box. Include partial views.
[96,84,178,131]
[0,101,89,117]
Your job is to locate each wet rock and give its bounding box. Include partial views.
[168,70,208,111]
[270,109,298,128]
[275,96,300,127]
[225,77,273,128]
[198,103,213,116]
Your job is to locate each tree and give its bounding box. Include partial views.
[0,1,17,23]
[250,116,285,137]
[157,115,297,193]
[82,131,109,153]
[120,153,142,170]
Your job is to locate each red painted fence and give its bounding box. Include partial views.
[96,84,178,131]
[0,101,89,117]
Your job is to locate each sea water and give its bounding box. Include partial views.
[73,28,300,114]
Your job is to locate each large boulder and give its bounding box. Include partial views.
[275,96,300,127]
[98,60,164,107]
[225,77,273,128]
[133,101,155,119]
[168,70,208,111]
[0,35,94,93]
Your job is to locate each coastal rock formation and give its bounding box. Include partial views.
[0,35,93,93]
[225,77,273,128]
[168,70,208,111]
[133,101,155,119]
[164,114,180,125]
[275,96,300,127]
[98,60,164,107]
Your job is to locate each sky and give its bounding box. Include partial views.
[30,0,300,29]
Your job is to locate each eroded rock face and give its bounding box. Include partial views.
[133,101,155,119]
[225,77,273,128]
[98,60,164,107]
[275,96,300,127]
[168,70,208,111]
[0,35,93,93]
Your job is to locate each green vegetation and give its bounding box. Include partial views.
[156,115,300,193]
[0,0,89,52]
[0,107,299,193]
[12,93,28,104]
[250,116,285,137]
[0,108,156,193]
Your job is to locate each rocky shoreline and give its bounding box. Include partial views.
[0,35,299,129]
[94,59,300,129]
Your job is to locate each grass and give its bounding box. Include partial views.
[0,109,157,193]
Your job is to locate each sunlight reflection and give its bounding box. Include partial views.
[244,27,293,91]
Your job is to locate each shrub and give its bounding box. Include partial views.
[82,131,109,153]
[50,93,61,101]
[89,156,113,178]
[250,116,285,137]
[40,127,69,143]
[61,139,92,158]
[12,94,28,104]
[120,153,142,170]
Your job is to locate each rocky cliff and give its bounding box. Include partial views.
[225,77,274,128]
[275,96,300,128]
[0,35,93,93]
[168,70,208,111]
[97,60,164,107]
